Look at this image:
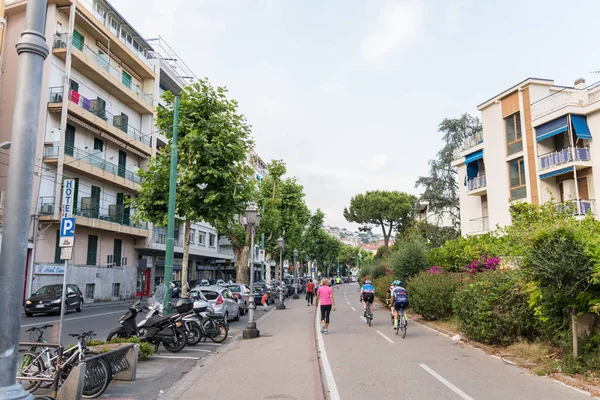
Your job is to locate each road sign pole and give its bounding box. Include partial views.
[57,259,68,344]
[260,233,264,282]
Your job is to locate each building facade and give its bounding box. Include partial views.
[454,77,599,235]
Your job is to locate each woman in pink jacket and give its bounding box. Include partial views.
[315,278,336,333]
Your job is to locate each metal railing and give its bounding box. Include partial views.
[531,89,587,120]
[48,87,151,147]
[467,175,486,192]
[74,205,147,229]
[556,199,595,216]
[53,34,153,107]
[39,197,55,215]
[44,143,141,185]
[152,227,183,247]
[469,216,489,234]
[453,131,484,159]
[538,146,590,171]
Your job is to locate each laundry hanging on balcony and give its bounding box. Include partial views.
[535,116,568,141]
[571,115,592,140]
[464,149,483,185]
[539,166,573,180]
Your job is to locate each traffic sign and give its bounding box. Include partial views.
[59,217,76,247]
[60,247,72,260]
[311,267,315,273]
[258,249,265,262]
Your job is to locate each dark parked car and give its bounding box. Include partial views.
[24,284,83,317]
[252,284,275,305]
[224,284,251,315]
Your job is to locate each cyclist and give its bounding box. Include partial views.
[391,281,409,329]
[360,279,375,317]
[385,280,398,315]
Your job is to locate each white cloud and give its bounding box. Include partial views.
[366,153,389,172]
[362,0,426,63]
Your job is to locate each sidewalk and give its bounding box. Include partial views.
[165,298,325,400]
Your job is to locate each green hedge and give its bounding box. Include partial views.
[452,270,538,345]
[406,271,463,320]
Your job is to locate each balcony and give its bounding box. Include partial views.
[52,34,154,114]
[538,147,591,172]
[453,131,484,160]
[531,82,600,122]
[38,198,148,236]
[556,199,595,216]
[43,143,141,191]
[48,87,152,155]
[469,217,489,235]
[466,175,487,195]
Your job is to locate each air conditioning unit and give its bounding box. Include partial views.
[49,92,63,103]
[53,38,67,49]
[40,203,54,215]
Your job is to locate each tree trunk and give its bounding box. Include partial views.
[381,222,389,247]
[234,245,250,285]
[181,219,191,298]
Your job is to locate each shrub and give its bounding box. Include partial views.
[370,264,391,280]
[375,245,391,260]
[453,270,539,345]
[463,255,500,275]
[88,336,154,360]
[407,271,463,320]
[373,276,391,305]
[387,238,428,281]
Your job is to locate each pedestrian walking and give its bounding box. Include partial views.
[306,279,315,306]
[261,291,270,311]
[315,278,336,334]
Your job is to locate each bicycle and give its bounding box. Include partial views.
[22,325,55,389]
[18,330,111,398]
[364,301,373,327]
[394,309,408,338]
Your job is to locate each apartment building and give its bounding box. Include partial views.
[454,77,599,235]
[0,0,157,301]
[414,200,456,229]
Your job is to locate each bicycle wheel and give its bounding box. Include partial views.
[17,351,43,393]
[400,315,407,339]
[81,357,111,399]
[209,321,228,343]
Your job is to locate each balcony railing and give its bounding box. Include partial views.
[453,131,484,160]
[48,87,151,147]
[39,197,56,215]
[52,34,153,108]
[531,89,588,120]
[469,216,489,234]
[556,199,595,216]
[153,227,183,247]
[538,146,591,171]
[467,175,486,192]
[44,143,141,185]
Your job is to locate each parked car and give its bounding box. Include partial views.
[200,286,240,321]
[24,284,83,317]
[216,279,226,286]
[252,284,275,305]
[224,284,251,315]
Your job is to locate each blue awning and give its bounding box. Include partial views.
[464,149,483,164]
[466,162,479,180]
[572,115,592,140]
[539,166,573,180]
[536,116,568,141]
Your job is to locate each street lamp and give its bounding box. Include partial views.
[276,237,286,310]
[243,203,260,339]
[293,249,299,299]
[305,255,309,278]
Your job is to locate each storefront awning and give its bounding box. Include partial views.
[572,115,592,140]
[539,166,573,180]
[536,116,568,141]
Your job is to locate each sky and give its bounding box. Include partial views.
[112,0,600,230]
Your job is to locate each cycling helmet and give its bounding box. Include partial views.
[364,279,372,284]
[392,280,402,287]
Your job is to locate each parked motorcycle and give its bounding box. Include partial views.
[106,299,191,352]
[186,292,229,344]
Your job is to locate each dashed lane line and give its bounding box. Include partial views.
[375,330,394,344]
[351,307,356,311]
[419,364,475,400]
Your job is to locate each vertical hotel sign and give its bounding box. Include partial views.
[62,179,74,218]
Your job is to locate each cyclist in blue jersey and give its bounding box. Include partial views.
[391,281,409,328]
[360,279,375,317]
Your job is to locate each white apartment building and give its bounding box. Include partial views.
[454,77,599,236]
[414,200,456,229]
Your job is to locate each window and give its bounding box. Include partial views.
[505,112,523,155]
[112,283,120,298]
[209,233,216,247]
[107,254,114,265]
[54,230,61,263]
[114,239,122,267]
[198,231,206,245]
[56,22,63,35]
[93,138,103,152]
[72,30,84,51]
[122,71,131,88]
[189,228,196,244]
[110,18,119,35]
[509,157,527,200]
[69,79,79,93]
[86,235,98,266]
[85,284,95,299]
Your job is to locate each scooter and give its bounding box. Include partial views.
[106,299,190,352]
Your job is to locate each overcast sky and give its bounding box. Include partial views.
[112,0,600,230]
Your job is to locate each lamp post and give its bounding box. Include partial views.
[276,237,286,310]
[293,249,299,299]
[305,255,309,279]
[242,203,260,339]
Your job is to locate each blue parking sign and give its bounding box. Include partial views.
[59,217,76,247]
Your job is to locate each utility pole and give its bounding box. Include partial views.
[0,1,49,399]
[163,96,180,311]
[260,233,264,281]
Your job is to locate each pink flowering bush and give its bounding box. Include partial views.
[463,255,500,275]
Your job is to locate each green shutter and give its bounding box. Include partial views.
[72,30,84,51]
[91,185,101,218]
[93,138,103,152]
[65,124,75,157]
[87,235,98,265]
[123,195,131,226]
[122,71,131,88]
[118,151,126,178]
[114,239,122,267]
[69,79,79,93]
[73,178,79,214]
[54,230,61,263]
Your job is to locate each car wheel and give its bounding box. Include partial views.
[241,302,247,316]
[25,311,33,317]
[76,300,83,312]
[224,312,229,321]
[233,308,240,321]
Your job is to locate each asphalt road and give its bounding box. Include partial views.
[320,283,592,400]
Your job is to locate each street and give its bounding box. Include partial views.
[318,284,591,400]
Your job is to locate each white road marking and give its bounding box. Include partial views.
[359,316,367,323]
[346,301,350,305]
[183,349,212,353]
[376,330,394,344]
[411,320,450,338]
[419,364,475,400]
[194,342,222,346]
[315,303,341,400]
[351,307,356,311]
[21,310,126,328]
[148,355,200,360]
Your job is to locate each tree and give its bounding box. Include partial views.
[343,190,415,248]
[415,113,482,232]
[134,79,254,296]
